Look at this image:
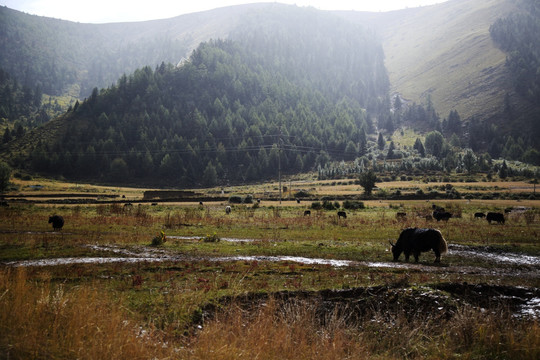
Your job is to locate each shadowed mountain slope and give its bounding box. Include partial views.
[338,0,518,122]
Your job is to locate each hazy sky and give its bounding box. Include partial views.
[1,0,449,23]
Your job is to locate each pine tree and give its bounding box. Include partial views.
[413,138,425,157]
[377,132,385,150]
[202,162,218,187]
[358,170,377,196]
[499,160,508,179]
[0,161,11,192]
[386,141,396,159]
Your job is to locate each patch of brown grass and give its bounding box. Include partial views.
[184,298,369,360]
[0,268,175,359]
[181,297,540,360]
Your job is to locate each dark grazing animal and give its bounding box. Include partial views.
[304,210,311,216]
[48,215,64,231]
[474,212,486,219]
[433,210,452,221]
[486,212,505,224]
[390,227,448,263]
[337,211,347,219]
[225,206,232,214]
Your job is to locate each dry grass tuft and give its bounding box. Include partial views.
[0,268,175,359]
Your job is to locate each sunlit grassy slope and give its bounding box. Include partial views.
[339,0,517,121]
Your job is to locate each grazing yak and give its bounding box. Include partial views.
[337,211,347,219]
[304,210,311,216]
[486,212,505,224]
[225,206,232,214]
[474,212,486,219]
[433,210,452,221]
[48,215,64,231]
[390,227,448,263]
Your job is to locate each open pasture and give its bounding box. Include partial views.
[1,180,539,359]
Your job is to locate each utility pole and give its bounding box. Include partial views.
[278,128,282,204]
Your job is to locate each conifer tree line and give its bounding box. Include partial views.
[489,0,540,160]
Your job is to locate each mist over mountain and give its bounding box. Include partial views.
[338,0,540,154]
[1,5,389,186]
[1,0,539,186]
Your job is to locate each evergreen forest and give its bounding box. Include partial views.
[17,9,390,186]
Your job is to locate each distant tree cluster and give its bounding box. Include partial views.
[0,69,42,120]
[489,0,540,158]
[490,0,540,102]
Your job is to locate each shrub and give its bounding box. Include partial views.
[343,200,365,210]
[201,232,220,242]
[229,195,243,204]
[295,190,310,198]
[322,200,336,210]
[311,201,322,210]
[151,231,166,246]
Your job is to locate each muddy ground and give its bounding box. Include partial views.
[5,238,540,279]
[3,236,540,322]
[197,282,540,328]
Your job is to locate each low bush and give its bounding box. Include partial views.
[343,200,365,210]
[151,230,166,246]
[229,195,243,204]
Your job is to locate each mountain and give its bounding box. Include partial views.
[1,6,388,186]
[338,0,540,153]
[338,0,516,121]
[0,3,271,99]
[1,0,540,185]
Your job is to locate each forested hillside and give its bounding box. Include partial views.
[337,0,540,160]
[490,0,540,103]
[0,3,267,129]
[2,1,540,187]
[8,8,389,186]
[485,0,540,162]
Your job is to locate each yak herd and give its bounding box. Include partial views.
[405,205,506,225]
[46,202,510,264]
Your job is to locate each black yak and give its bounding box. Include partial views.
[337,211,347,219]
[304,210,311,216]
[474,212,486,219]
[433,210,452,221]
[390,227,448,263]
[486,212,505,224]
[48,215,64,231]
[225,206,232,214]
